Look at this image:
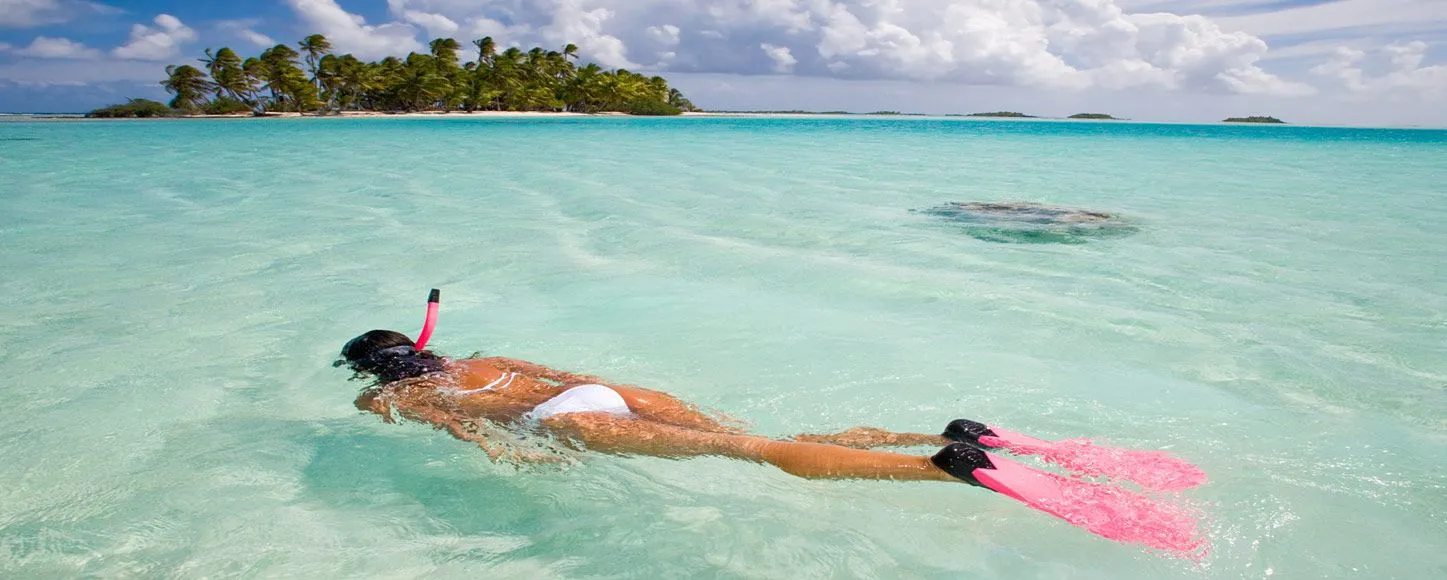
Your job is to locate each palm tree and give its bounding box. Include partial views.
[241,56,265,103]
[316,53,342,112]
[199,48,222,79]
[259,44,310,111]
[199,47,249,102]
[426,38,466,111]
[472,36,496,67]
[493,47,525,110]
[648,76,670,101]
[564,63,604,112]
[161,64,214,111]
[430,38,461,66]
[322,54,371,111]
[199,48,238,96]
[461,70,499,112]
[331,55,358,110]
[395,57,453,111]
[297,34,332,91]
[668,88,695,111]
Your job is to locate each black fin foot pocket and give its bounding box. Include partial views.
[942,419,998,447]
[931,442,995,487]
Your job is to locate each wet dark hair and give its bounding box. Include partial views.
[337,329,445,384]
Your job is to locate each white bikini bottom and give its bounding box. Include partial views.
[524,384,632,422]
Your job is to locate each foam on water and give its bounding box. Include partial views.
[2,116,1446,578]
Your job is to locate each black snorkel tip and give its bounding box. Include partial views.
[428,288,440,303]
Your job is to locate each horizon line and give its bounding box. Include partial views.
[4,110,1444,130]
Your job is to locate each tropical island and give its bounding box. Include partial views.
[1068,113,1121,120]
[88,99,177,118]
[89,33,698,118]
[1223,116,1285,124]
[962,111,1037,118]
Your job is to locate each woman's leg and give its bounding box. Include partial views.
[605,385,746,434]
[540,412,958,482]
[791,426,948,449]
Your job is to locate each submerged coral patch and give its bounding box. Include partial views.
[915,201,1140,244]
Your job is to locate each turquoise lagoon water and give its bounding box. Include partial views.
[1,116,1444,578]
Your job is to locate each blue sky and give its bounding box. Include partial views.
[2,0,1445,126]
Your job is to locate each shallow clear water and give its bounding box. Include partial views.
[2,116,1445,578]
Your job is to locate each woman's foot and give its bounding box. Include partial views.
[930,442,995,487]
[941,419,999,447]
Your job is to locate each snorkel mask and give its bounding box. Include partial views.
[336,288,443,381]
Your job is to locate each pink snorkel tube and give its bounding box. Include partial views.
[413,288,440,351]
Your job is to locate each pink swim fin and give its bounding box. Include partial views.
[971,450,1066,505]
[943,419,1207,492]
[932,443,1209,558]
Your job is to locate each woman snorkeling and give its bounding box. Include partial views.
[337,291,1210,557]
[340,327,994,483]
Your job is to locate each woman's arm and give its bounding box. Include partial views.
[357,386,558,464]
[355,389,395,423]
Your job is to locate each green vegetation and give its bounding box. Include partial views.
[200,97,254,115]
[98,33,699,116]
[86,98,177,118]
[965,111,1037,118]
[1068,113,1120,120]
[619,99,683,116]
[1223,116,1285,124]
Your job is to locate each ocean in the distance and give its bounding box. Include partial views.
[1,116,1444,578]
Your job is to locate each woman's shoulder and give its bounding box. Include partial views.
[462,354,528,364]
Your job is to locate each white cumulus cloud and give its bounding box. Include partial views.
[388,0,459,37]
[402,11,459,37]
[286,0,424,59]
[10,35,102,59]
[647,24,680,46]
[1312,41,1447,101]
[216,19,278,48]
[760,43,796,73]
[463,16,532,50]
[112,14,197,61]
[375,0,1310,96]
[239,29,278,48]
[1213,0,1447,38]
[0,0,115,29]
[535,0,637,69]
